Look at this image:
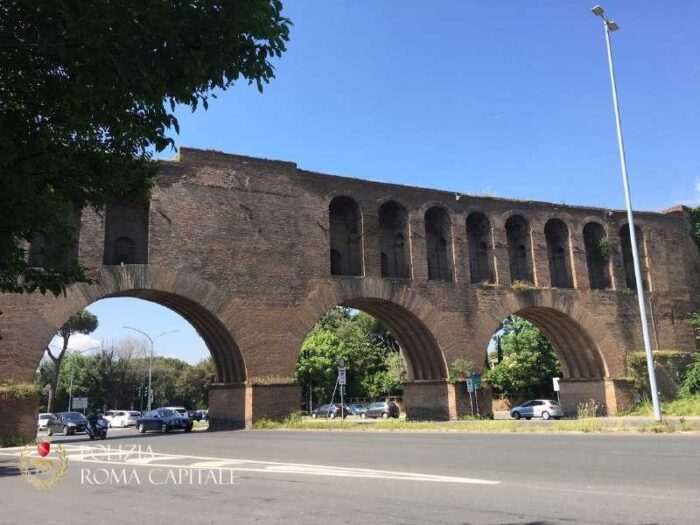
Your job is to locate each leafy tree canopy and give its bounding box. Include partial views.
[296,308,407,404]
[485,316,562,395]
[1,1,290,295]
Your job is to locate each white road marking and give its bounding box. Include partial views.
[0,445,500,485]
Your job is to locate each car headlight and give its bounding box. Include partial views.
[67,422,76,427]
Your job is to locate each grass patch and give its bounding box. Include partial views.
[250,416,700,434]
[623,395,700,416]
[0,435,35,448]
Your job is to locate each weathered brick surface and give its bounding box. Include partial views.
[0,395,38,443]
[0,148,698,434]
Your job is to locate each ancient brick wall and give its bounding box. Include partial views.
[1,147,697,429]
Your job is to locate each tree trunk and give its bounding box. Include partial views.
[46,337,69,413]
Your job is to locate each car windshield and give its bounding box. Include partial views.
[129,411,141,416]
[65,412,86,420]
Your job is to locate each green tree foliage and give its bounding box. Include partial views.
[448,358,475,384]
[678,314,700,397]
[485,316,562,395]
[45,309,98,412]
[36,346,216,413]
[296,308,407,404]
[1,1,290,295]
[689,207,700,249]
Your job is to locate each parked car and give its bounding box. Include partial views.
[109,410,141,427]
[103,410,118,425]
[310,404,347,419]
[348,403,367,416]
[37,413,54,431]
[136,408,193,433]
[47,412,88,435]
[164,406,190,419]
[510,399,563,420]
[363,401,400,419]
[187,410,202,421]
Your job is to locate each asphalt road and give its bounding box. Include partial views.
[1,428,698,525]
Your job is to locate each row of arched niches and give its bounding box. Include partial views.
[329,196,648,291]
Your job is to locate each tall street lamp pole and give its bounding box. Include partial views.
[123,327,180,412]
[591,5,662,421]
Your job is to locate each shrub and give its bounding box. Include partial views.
[577,399,602,419]
[0,381,40,400]
[448,358,474,384]
[511,280,536,291]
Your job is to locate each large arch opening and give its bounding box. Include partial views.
[34,289,245,429]
[295,298,447,416]
[485,307,608,416]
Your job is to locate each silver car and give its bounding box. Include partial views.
[510,399,563,420]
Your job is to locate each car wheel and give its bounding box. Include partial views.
[121,420,126,428]
[311,413,317,419]
[542,411,551,421]
[138,423,145,433]
[63,425,69,435]
[512,411,521,420]
[329,412,336,420]
[360,413,366,419]
[381,412,389,419]
[161,424,169,433]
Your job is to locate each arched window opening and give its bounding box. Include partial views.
[545,219,573,288]
[378,201,411,279]
[113,237,136,265]
[104,199,149,265]
[425,206,453,282]
[583,222,611,290]
[329,197,362,276]
[620,224,647,291]
[28,209,81,269]
[505,215,533,283]
[466,212,493,284]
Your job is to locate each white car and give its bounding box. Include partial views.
[109,410,141,428]
[37,413,54,431]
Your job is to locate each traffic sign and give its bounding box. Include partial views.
[466,378,474,393]
[552,377,560,392]
[72,397,88,409]
[471,373,482,390]
[338,368,347,386]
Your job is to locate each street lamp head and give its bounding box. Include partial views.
[606,20,620,31]
[591,5,604,16]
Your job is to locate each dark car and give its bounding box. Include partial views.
[310,404,347,419]
[136,408,193,433]
[187,410,202,421]
[47,411,88,435]
[348,403,367,416]
[363,401,400,419]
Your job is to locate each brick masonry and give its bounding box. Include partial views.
[0,147,698,438]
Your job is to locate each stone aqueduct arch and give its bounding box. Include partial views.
[1,148,697,439]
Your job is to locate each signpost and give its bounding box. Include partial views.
[466,378,474,416]
[337,358,347,419]
[72,397,88,412]
[553,377,561,404]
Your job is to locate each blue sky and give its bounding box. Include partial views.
[54,1,700,365]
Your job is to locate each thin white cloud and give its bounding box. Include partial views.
[48,333,101,354]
